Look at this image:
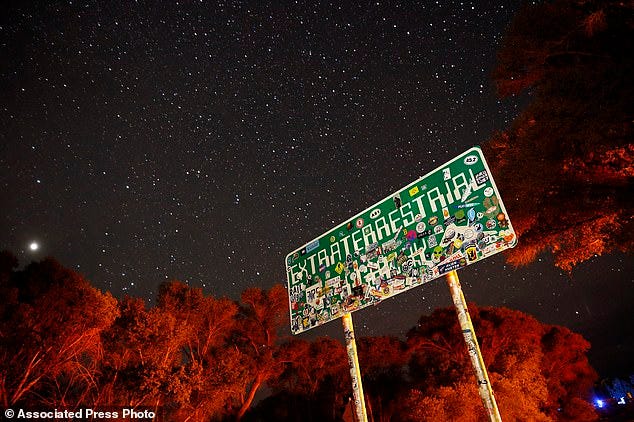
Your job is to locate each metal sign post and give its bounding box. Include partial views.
[445,270,502,422]
[342,312,368,422]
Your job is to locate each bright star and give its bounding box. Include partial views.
[29,242,39,251]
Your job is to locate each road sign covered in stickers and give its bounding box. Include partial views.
[285,146,516,334]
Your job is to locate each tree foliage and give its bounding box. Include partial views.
[0,253,600,420]
[398,305,597,421]
[485,0,633,271]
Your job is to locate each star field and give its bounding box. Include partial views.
[2,1,632,378]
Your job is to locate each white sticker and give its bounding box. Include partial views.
[464,155,478,165]
[484,187,494,197]
[370,209,381,219]
[416,222,426,233]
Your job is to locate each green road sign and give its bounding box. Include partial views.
[285,146,516,334]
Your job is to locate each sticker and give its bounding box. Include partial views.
[393,195,402,209]
[443,168,451,180]
[319,263,327,273]
[428,235,438,247]
[409,185,420,197]
[306,240,320,253]
[406,230,417,241]
[434,225,444,234]
[346,222,353,231]
[438,260,463,274]
[370,208,381,219]
[415,214,423,222]
[335,262,345,274]
[467,208,476,221]
[416,222,426,233]
[453,238,463,249]
[474,170,489,184]
[464,155,478,165]
[329,235,336,243]
[429,216,438,225]
[359,264,367,273]
[486,219,496,229]
[497,213,509,229]
[484,187,494,197]
[350,272,357,281]
[442,208,450,218]
[325,270,331,278]
[356,218,364,228]
[417,229,432,238]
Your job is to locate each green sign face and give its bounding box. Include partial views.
[285,147,516,334]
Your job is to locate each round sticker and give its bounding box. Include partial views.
[330,235,336,243]
[464,228,475,240]
[486,219,496,229]
[484,187,494,197]
[359,265,367,273]
[434,225,444,234]
[416,222,426,233]
[355,218,364,228]
[370,209,381,219]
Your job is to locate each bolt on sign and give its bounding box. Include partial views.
[285,147,516,334]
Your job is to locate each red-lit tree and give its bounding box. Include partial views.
[397,305,597,421]
[485,0,633,271]
[261,337,350,421]
[233,284,289,420]
[98,282,244,421]
[155,281,241,420]
[0,257,117,409]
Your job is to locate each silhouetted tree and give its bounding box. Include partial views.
[257,337,350,422]
[485,0,633,271]
[357,336,409,422]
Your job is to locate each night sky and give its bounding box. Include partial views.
[2,1,632,378]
